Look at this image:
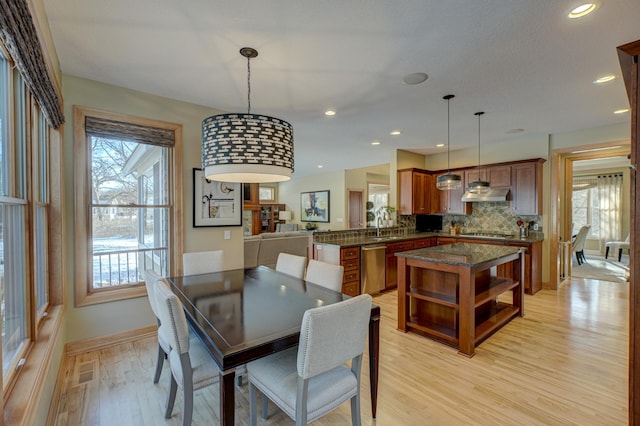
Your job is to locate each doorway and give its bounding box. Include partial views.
[549,144,631,289]
[348,190,363,228]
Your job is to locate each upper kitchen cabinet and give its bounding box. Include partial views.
[511,160,544,215]
[398,168,431,215]
[465,165,511,188]
[431,172,472,215]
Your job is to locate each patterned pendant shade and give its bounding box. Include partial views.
[202,47,294,183]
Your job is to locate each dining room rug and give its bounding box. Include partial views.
[571,256,629,283]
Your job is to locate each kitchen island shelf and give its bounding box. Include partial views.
[475,277,519,307]
[474,303,520,344]
[407,288,458,308]
[407,317,458,344]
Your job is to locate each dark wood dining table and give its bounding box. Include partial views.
[166,266,381,426]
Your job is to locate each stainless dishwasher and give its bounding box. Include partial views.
[361,245,386,295]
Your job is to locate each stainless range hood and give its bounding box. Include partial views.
[461,187,510,202]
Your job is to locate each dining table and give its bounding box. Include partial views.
[166,265,381,426]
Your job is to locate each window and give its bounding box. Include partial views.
[74,107,183,306]
[572,173,623,247]
[259,185,276,202]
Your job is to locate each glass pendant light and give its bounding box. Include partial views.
[436,94,462,190]
[467,111,490,194]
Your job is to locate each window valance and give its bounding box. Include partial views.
[0,0,64,128]
[85,116,175,147]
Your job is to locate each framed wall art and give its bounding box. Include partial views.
[300,190,330,223]
[193,168,242,227]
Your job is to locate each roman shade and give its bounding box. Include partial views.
[0,0,64,128]
[85,116,175,147]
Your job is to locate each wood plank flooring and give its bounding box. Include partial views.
[49,277,629,425]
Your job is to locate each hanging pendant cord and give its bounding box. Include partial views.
[247,55,251,114]
[477,113,481,173]
[447,97,451,171]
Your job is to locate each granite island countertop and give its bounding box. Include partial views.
[312,231,543,248]
[395,242,522,267]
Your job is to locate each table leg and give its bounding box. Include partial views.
[368,312,380,418]
[220,370,236,426]
[397,257,408,331]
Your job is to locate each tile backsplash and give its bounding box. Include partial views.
[400,202,542,235]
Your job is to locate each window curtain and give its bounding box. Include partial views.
[0,0,64,128]
[597,174,623,244]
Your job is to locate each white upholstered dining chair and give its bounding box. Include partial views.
[143,269,171,384]
[155,278,221,426]
[605,233,630,262]
[247,294,373,426]
[304,259,344,293]
[183,250,224,275]
[572,225,591,265]
[275,253,307,279]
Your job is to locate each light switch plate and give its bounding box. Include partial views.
[224,230,231,240]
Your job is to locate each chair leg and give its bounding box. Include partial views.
[165,376,178,419]
[249,382,258,426]
[262,391,269,420]
[575,252,582,265]
[350,393,362,426]
[605,246,610,259]
[295,378,309,426]
[619,249,623,262]
[183,379,194,426]
[153,345,165,384]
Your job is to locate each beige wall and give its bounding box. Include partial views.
[278,171,346,231]
[62,75,246,343]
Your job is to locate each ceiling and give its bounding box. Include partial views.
[44,1,639,178]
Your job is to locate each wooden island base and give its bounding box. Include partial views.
[396,243,524,357]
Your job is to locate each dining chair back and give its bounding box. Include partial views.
[143,269,170,384]
[275,253,307,279]
[572,225,591,265]
[305,259,344,292]
[155,278,221,426]
[247,294,373,425]
[183,250,223,275]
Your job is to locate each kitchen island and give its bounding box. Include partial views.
[397,243,524,357]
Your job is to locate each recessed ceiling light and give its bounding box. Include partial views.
[506,128,525,134]
[371,141,381,146]
[317,165,324,168]
[568,3,598,19]
[436,143,445,147]
[593,74,617,84]
[614,108,630,114]
[402,72,429,85]
[324,109,336,116]
[390,130,402,136]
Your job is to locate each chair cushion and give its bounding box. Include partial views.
[247,347,358,422]
[157,324,171,353]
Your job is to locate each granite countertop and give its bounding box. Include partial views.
[395,242,522,267]
[312,231,543,248]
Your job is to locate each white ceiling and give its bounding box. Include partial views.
[44,1,639,178]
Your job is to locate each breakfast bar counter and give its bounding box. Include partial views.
[396,243,524,357]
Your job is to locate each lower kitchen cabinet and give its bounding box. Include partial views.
[385,240,416,290]
[341,247,361,296]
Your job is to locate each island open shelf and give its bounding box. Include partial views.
[397,243,524,357]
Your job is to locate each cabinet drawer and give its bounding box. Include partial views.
[341,257,360,271]
[413,238,434,249]
[341,247,360,260]
[385,241,415,254]
[342,281,360,297]
[343,269,360,283]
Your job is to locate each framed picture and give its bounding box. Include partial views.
[193,168,242,227]
[300,190,330,222]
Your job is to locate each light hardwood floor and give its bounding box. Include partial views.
[50,277,629,425]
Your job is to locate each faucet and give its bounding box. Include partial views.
[376,215,383,237]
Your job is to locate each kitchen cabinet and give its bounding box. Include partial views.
[398,169,431,215]
[385,240,415,290]
[511,161,543,215]
[313,244,361,296]
[340,247,361,296]
[465,165,511,188]
[431,173,472,215]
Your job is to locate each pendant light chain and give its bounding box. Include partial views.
[447,96,451,171]
[477,112,481,173]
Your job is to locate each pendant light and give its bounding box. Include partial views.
[467,111,490,194]
[201,47,294,183]
[436,94,462,190]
